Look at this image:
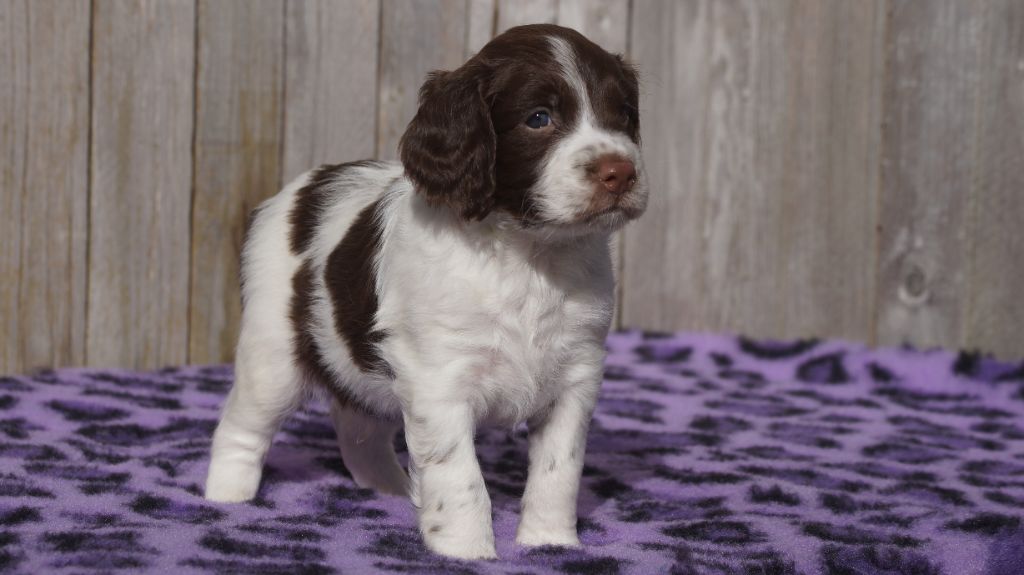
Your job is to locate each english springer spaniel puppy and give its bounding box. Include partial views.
[205,23,647,560]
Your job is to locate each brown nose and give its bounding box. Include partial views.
[597,157,637,196]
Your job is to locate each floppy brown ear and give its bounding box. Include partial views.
[399,66,496,220]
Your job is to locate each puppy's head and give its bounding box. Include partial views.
[400,24,647,234]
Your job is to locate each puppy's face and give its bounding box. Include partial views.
[400,24,647,235]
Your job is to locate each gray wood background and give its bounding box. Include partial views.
[1,0,1021,373]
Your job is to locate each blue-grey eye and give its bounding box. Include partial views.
[525,111,551,129]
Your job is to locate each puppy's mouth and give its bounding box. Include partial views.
[579,186,646,223]
[580,202,644,225]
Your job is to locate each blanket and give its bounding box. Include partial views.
[1,331,1022,574]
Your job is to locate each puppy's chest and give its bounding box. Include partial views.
[442,260,610,383]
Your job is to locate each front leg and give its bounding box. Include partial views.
[404,401,496,560]
[517,375,600,547]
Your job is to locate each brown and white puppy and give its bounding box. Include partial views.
[205,24,647,560]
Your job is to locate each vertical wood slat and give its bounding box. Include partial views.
[622,0,714,333]
[465,0,496,58]
[874,0,986,351]
[377,0,469,161]
[964,0,1024,360]
[623,0,885,342]
[495,0,557,33]
[558,0,629,54]
[189,0,285,365]
[282,0,380,183]
[89,0,195,368]
[0,0,90,373]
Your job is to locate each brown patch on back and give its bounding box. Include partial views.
[289,260,367,410]
[325,198,391,376]
[289,160,385,255]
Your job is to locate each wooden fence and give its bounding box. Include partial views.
[2,0,1022,373]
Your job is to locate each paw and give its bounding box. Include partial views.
[516,523,580,548]
[204,460,261,503]
[423,528,497,560]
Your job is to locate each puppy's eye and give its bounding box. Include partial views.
[525,110,552,129]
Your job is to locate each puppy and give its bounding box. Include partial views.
[205,23,647,560]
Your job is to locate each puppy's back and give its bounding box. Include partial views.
[237,161,404,392]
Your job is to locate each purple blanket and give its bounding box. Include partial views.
[2,331,1023,574]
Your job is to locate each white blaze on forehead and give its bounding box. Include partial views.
[548,36,594,124]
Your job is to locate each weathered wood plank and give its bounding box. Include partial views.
[964,0,1024,360]
[622,0,714,332]
[875,0,986,350]
[89,0,195,368]
[557,0,629,53]
[282,0,380,183]
[465,0,496,58]
[496,0,556,34]
[190,0,285,364]
[623,0,884,341]
[377,0,469,160]
[0,0,90,373]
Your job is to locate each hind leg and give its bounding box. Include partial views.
[205,346,304,503]
[330,399,408,496]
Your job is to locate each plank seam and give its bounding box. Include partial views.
[869,0,894,348]
[373,0,384,159]
[84,0,96,365]
[186,0,200,364]
[963,0,992,349]
[277,0,288,188]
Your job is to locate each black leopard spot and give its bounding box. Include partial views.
[820,492,858,514]
[560,556,622,575]
[738,336,818,359]
[0,396,16,410]
[945,513,1021,535]
[881,482,971,507]
[238,523,325,542]
[0,506,41,526]
[0,473,54,498]
[868,362,897,383]
[803,522,920,547]
[0,532,23,572]
[654,466,748,485]
[591,477,633,499]
[796,353,851,384]
[0,377,32,392]
[985,491,1024,507]
[0,418,36,440]
[749,485,800,506]
[81,387,184,410]
[129,493,225,524]
[47,399,129,422]
[0,443,65,461]
[663,520,761,545]
[86,372,183,393]
[199,530,326,562]
[179,557,333,575]
[710,352,732,367]
[689,415,752,434]
[822,545,941,575]
[953,350,981,377]
[635,345,692,363]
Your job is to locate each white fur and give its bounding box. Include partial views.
[206,32,644,560]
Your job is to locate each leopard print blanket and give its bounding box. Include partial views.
[1,331,1022,574]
